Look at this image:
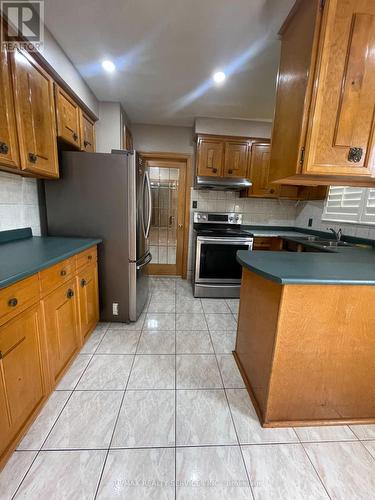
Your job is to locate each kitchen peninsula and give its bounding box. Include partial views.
[235,238,375,428]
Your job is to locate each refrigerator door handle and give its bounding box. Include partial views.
[136,252,152,270]
[141,172,147,239]
[145,170,152,239]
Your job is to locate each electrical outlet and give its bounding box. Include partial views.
[192,201,197,209]
[112,303,119,316]
[308,218,313,227]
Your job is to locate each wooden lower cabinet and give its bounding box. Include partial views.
[42,279,80,385]
[77,264,99,339]
[0,305,47,460]
[0,246,99,469]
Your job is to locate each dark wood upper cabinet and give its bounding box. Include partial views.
[197,136,225,177]
[55,84,81,148]
[270,0,375,187]
[80,111,96,152]
[224,141,250,177]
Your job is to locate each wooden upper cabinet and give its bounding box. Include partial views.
[11,49,59,178]
[55,84,81,148]
[224,141,249,177]
[80,111,96,152]
[248,143,278,197]
[0,49,19,171]
[270,0,375,187]
[197,136,224,176]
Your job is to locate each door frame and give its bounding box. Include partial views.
[140,152,192,279]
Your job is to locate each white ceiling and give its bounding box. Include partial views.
[44,0,295,126]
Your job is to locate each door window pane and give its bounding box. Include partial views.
[149,167,179,265]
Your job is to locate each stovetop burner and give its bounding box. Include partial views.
[195,226,253,237]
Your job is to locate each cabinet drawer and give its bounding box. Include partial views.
[0,275,39,326]
[39,257,75,296]
[76,246,97,270]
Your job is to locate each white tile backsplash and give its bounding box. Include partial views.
[0,172,41,235]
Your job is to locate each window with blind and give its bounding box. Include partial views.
[322,187,375,225]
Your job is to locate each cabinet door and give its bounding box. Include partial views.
[0,306,46,456]
[77,264,99,340]
[0,49,20,171]
[197,137,224,176]
[80,111,96,152]
[224,141,249,177]
[305,0,375,177]
[55,85,81,148]
[42,280,79,384]
[248,144,278,197]
[12,49,59,178]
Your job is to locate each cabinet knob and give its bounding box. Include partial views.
[84,140,90,147]
[73,132,78,141]
[28,153,37,163]
[348,147,363,163]
[270,189,275,194]
[60,269,67,276]
[228,169,233,174]
[80,279,87,287]
[67,289,74,299]
[0,142,9,154]
[212,168,217,173]
[8,298,18,307]
[88,255,92,260]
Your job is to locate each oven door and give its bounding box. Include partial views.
[195,236,253,284]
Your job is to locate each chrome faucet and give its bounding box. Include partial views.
[328,227,342,242]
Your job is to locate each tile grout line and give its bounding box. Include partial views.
[9,323,112,500]
[202,305,256,500]
[93,320,144,500]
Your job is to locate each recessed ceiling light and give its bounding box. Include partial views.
[102,60,116,72]
[213,71,226,84]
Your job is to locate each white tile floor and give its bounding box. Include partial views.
[1,277,375,499]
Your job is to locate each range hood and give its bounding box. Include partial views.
[195,176,252,191]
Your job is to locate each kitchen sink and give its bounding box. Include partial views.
[310,239,353,247]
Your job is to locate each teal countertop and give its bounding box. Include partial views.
[0,228,102,289]
[237,228,375,285]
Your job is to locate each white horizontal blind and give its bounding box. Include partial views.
[322,186,365,223]
[361,188,375,223]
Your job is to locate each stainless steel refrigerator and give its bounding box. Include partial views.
[44,150,152,322]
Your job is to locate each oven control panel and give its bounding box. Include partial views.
[193,212,242,224]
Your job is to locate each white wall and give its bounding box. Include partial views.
[0,172,41,235]
[42,28,99,116]
[295,200,375,239]
[96,102,122,153]
[195,117,272,138]
[132,124,194,154]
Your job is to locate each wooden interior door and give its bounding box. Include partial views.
[42,280,79,384]
[0,48,20,171]
[12,49,59,178]
[147,160,187,276]
[305,0,375,177]
[224,141,249,177]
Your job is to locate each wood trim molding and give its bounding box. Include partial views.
[140,151,192,279]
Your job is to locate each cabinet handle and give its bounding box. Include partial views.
[28,153,37,163]
[348,147,363,163]
[60,269,67,276]
[0,142,9,154]
[212,168,217,173]
[88,255,92,260]
[80,279,87,287]
[67,289,74,299]
[84,140,90,147]
[73,132,78,141]
[228,169,233,174]
[8,298,18,307]
[270,189,275,194]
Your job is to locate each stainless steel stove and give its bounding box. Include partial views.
[192,212,253,298]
